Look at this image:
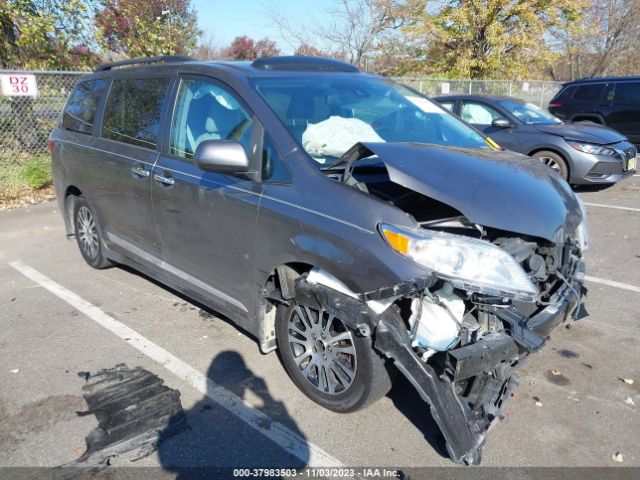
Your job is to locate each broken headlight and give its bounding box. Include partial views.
[380,224,538,301]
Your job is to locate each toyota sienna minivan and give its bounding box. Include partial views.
[51,55,588,464]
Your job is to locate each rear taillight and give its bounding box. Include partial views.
[549,102,562,108]
[47,139,55,153]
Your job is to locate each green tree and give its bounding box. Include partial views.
[0,0,96,69]
[96,0,201,58]
[393,0,584,78]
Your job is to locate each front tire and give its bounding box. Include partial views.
[532,150,569,180]
[276,301,392,413]
[73,197,112,269]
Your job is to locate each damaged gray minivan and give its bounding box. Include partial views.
[51,56,588,464]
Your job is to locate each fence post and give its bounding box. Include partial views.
[540,83,546,107]
[509,81,513,96]
[419,80,424,94]
[468,81,472,94]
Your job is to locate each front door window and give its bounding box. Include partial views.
[460,102,502,126]
[171,79,254,160]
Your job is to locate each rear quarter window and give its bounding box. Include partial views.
[102,77,170,149]
[557,86,576,99]
[439,101,455,112]
[62,79,108,134]
[613,82,640,104]
[572,84,605,101]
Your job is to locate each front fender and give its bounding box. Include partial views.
[254,191,427,302]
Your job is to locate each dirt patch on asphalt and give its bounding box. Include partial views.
[0,395,85,453]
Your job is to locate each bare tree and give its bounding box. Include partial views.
[586,0,640,77]
[549,0,640,80]
[317,0,399,66]
[193,33,224,60]
[269,0,403,68]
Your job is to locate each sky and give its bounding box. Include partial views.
[192,0,335,53]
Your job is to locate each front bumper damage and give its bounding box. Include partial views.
[294,261,586,465]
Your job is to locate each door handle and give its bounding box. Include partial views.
[154,173,175,186]
[131,166,150,178]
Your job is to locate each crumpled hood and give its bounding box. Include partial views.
[346,142,583,243]
[534,122,627,144]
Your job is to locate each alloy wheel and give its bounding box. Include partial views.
[538,156,561,173]
[77,206,99,259]
[287,305,357,395]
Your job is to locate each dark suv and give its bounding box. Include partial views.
[51,56,588,464]
[548,76,640,147]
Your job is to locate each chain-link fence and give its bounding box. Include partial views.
[393,78,563,107]
[0,70,87,155]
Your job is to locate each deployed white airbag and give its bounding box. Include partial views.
[302,116,384,159]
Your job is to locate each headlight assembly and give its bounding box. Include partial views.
[567,140,616,156]
[380,224,538,301]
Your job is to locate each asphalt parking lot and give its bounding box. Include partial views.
[1,175,639,475]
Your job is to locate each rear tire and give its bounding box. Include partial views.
[276,301,392,413]
[532,150,569,181]
[73,197,113,269]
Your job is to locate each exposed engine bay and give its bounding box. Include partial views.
[295,142,589,464]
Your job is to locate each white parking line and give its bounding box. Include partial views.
[585,275,640,294]
[583,202,640,213]
[9,260,343,468]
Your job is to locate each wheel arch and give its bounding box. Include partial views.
[256,261,315,354]
[257,261,364,354]
[570,113,605,125]
[63,185,83,236]
[528,147,571,179]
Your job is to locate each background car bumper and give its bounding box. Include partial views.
[568,149,637,184]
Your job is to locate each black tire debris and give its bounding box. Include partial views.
[56,364,184,479]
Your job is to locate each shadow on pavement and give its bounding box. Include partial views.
[388,374,448,460]
[573,184,615,193]
[158,350,309,479]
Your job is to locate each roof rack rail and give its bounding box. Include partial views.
[251,56,358,72]
[96,55,193,72]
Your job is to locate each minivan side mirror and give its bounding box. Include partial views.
[491,118,512,128]
[194,140,250,174]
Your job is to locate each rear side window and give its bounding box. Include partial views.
[572,84,604,101]
[439,101,455,112]
[557,85,576,99]
[602,84,615,104]
[102,77,170,149]
[62,79,108,134]
[613,82,640,104]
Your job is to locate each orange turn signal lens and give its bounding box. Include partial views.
[382,228,409,254]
